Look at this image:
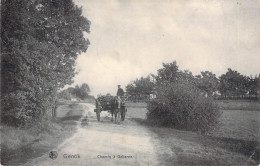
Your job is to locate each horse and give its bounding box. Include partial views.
[111,97,122,124]
[95,95,126,123]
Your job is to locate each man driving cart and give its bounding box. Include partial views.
[116,85,127,121]
[116,85,124,108]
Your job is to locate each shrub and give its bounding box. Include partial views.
[147,82,221,134]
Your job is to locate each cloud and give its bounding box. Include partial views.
[72,0,260,96]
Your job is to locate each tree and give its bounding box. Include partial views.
[218,68,247,99]
[154,61,196,86]
[57,89,72,100]
[247,75,260,99]
[196,71,219,97]
[58,83,91,100]
[75,83,90,99]
[126,82,137,96]
[80,83,90,94]
[126,76,155,99]
[1,0,90,126]
[218,74,229,98]
[257,74,260,98]
[154,61,179,85]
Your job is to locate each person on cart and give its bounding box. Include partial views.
[117,85,124,97]
[116,85,124,108]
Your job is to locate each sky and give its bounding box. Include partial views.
[71,0,260,96]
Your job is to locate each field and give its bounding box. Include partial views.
[210,110,260,141]
[216,100,260,111]
[126,102,260,166]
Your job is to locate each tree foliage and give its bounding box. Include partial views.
[146,61,221,133]
[58,83,91,100]
[147,83,221,133]
[126,60,259,101]
[196,71,219,97]
[72,83,90,100]
[1,0,90,126]
[247,75,260,98]
[218,69,259,99]
[57,89,72,100]
[126,76,154,96]
[153,61,196,86]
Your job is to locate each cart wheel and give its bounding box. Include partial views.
[96,109,101,121]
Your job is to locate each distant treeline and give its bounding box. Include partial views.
[126,62,260,101]
[57,83,94,101]
[130,61,258,133]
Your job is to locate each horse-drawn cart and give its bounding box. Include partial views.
[94,95,127,122]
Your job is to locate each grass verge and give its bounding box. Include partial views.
[132,118,259,166]
[1,103,85,165]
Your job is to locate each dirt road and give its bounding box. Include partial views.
[23,103,162,166]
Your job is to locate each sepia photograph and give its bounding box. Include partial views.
[1,0,260,165]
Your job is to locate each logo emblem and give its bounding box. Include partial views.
[49,151,58,159]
